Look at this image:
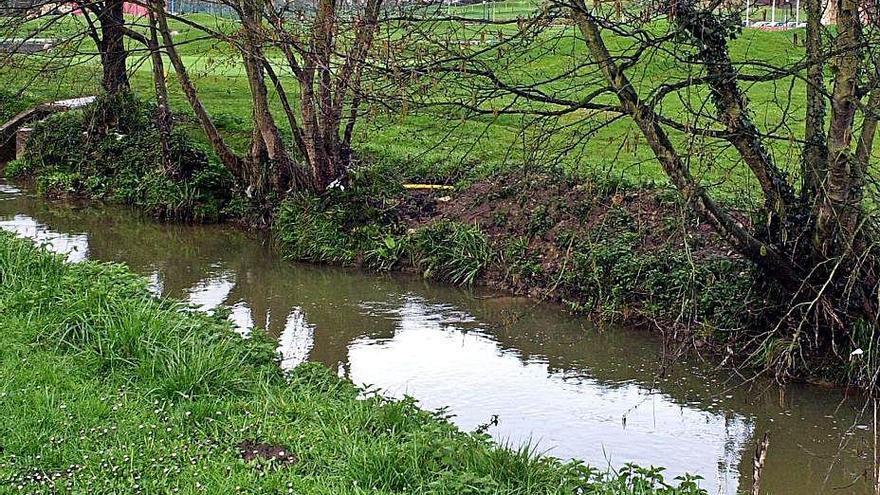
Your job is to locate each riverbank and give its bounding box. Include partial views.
[1,96,839,386]
[3,107,805,386]
[270,169,792,376]
[0,231,710,494]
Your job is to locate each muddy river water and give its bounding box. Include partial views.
[0,179,876,494]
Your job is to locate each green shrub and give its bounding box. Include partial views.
[3,158,34,178]
[275,175,492,285]
[274,166,408,267]
[37,170,89,196]
[23,111,87,171]
[82,91,147,134]
[276,193,360,264]
[558,213,759,333]
[362,227,408,271]
[503,236,544,282]
[13,93,232,222]
[0,89,39,121]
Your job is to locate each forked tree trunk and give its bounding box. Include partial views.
[155,0,381,196]
[280,0,382,192]
[240,0,298,194]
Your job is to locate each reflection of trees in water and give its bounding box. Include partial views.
[1,188,876,494]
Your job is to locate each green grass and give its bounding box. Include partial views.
[442,0,545,20]
[0,231,708,494]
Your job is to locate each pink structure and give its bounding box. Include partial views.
[69,2,149,16]
[122,2,148,15]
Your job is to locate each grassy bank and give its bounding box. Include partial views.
[0,231,707,494]
[271,169,781,362]
[6,94,233,222]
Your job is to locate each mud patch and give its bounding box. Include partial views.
[401,172,762,336]
[236,440,297,466]
[430,172,732,260]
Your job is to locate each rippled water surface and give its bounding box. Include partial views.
[0,180,875,494]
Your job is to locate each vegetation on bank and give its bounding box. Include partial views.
[0,231,709,494]
[271,168,793,374]
[6,94,232,222]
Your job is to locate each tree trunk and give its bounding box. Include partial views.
[309,0,343,191]
[673,0,795,227]
[822,0,838,24]
[100,0,130,95]
[154,4,243,177]
[814,0,863,256]
[803,0,828,199]
[243,50,293,192]
[148,3,174,175]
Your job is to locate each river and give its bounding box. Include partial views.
[0,179,875,494]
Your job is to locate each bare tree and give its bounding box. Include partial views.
[0,0,135,108]
[268,0,384,191]
[151,0,385,200]
[400,0,880,379]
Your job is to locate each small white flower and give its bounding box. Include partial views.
[327,178,345,190]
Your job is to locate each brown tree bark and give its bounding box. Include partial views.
[147,3,173,175]
[822,0,838,24]
[99,0,130,95]
[307,0,340,191]
[272,0,383,192]
[855,90,880,172]
[814,0,864,255]
[240,0,298,194]
[803,0,829,199]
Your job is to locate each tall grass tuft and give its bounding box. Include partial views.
[409,220,493,285]
[0,241,276,400]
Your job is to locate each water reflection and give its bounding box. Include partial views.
[278,309,315,370]
[0,213,89,262]
[0,180,876,494]
[348,297,749,487]
[186,273,236,311]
